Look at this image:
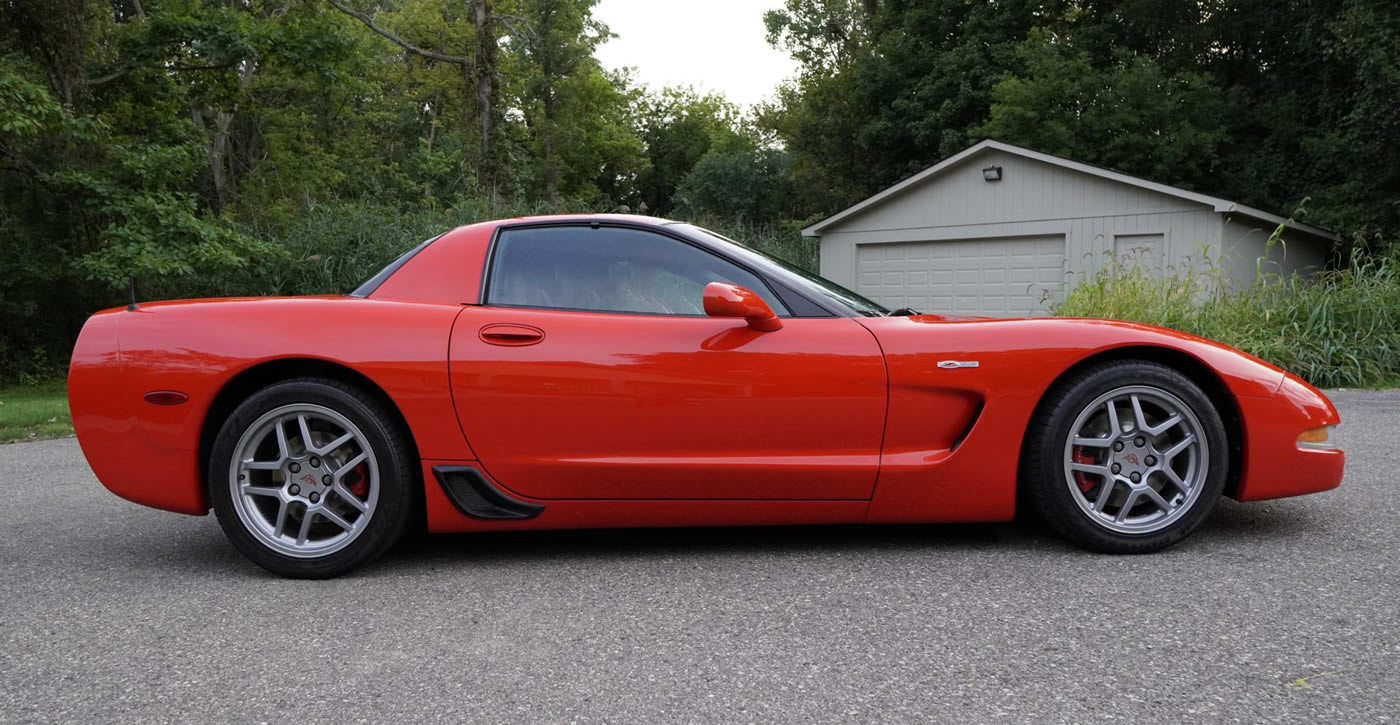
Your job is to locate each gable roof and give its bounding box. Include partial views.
[801,139,1339,241]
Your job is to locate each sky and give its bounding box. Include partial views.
[592,0,800,109]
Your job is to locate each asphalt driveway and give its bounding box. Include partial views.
[1,390,1397,723]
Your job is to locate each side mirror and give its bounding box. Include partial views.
[702,282,782,332]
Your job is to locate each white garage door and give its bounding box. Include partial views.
[856,236,1066,316]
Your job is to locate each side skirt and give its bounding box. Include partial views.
[420,461,871,533]
[432,465,545,520]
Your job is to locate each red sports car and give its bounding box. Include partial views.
[68,215,1344,577]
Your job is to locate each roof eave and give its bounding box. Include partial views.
[1214,203,1341,242]
[802,139,1341,243]
[801,140,1001,236]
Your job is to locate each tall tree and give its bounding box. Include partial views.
[980,0,1399,239]
[511,0,608,200]
[632,87,748,215]
[978,27,1227,192]
[761,0,1040,209]
[327,0,504,202]
[763,0,878,77]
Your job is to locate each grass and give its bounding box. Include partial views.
[0,380,72,443]
[1055,230,1400,389]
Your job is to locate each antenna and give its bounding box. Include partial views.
[127,276,139,311]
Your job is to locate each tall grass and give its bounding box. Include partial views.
[683,214,821,271]
[1056,242,1400,389]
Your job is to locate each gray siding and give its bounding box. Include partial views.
[818,149,1225,295]
[1220,216,1329,286]
[816,148,1332,303]
[821,149,1199,232]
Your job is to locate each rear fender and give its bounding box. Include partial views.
[69,298,470,514]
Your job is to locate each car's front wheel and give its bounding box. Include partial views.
[1023,360,1229,553]
[208,378,416,578]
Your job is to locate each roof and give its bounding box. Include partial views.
[801,139,1340,241]
[466,213,674,229]
[487,212,672,226]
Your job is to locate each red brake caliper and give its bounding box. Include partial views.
[347,461,370,498]
[1072,446,1097,493]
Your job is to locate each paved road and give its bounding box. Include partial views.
[2,391,1397,724]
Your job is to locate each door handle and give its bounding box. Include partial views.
[479,323,545,346]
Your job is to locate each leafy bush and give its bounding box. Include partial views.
[0,194,593,384]
[235,200,819,302]
[675,148,798,225]
[165,197,595,300]
[1056,241,1400,389]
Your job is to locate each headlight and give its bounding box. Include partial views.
[1297,425,1340,450]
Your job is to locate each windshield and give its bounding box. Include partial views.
[676,225,889,317]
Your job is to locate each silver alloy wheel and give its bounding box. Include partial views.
[1062,385,1209,534]
[227,403,380,558]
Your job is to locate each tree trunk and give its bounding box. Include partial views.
[191,108,228,214]
[471,0,499,208]
[543,91,557,200]
[424,96,439,199]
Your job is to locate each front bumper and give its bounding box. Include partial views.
[1233,375,1344,501]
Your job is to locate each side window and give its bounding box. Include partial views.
[486,226,790,316]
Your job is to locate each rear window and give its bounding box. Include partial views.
[349,234,442,297]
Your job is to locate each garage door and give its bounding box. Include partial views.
[855,236,1066,316]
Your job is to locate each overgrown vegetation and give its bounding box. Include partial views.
[1056,233,1400,389]
[1,0,1397,385]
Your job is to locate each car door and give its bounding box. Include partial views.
[448,222,888,500]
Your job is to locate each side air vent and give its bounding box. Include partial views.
[949,401,985,452]
[432,466,545,520]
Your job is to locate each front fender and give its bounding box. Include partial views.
[856,316,1291,523]
[1233,374,1343,500]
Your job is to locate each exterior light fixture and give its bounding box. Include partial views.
[982,166,1003,182]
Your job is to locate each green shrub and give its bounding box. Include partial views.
[0,196,594,384]
[236,201,479,297]
[176,197,595,299]
[1056,243,1400,389]
[237,201,820,301]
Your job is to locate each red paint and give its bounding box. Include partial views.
[1231,374,1344,501]
[448,307,886,500]
[67,215,1344,535]
[703,281,783,331]
[69,297,472,514]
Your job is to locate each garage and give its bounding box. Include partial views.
[855,235,1065,316]
[806,140,1338,316]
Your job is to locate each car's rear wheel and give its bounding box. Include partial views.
[1023,360,1229,553]
[208,378,416,578]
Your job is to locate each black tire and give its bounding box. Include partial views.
[208,378,417,578]
[1022,360,1229,553]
